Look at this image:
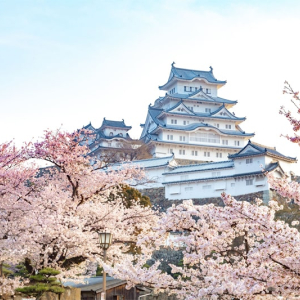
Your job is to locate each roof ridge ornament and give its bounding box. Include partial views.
[171,62,175,67]
[209,66,213,73]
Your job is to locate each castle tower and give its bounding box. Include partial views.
[140,63,254,162]
[81,118,132,155]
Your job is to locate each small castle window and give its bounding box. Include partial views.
[109,132,113,136]
[206,88,211,94]
[203,185,212,190]
[246,179,253,186]
[185,187,193,191]
[246,158,253,164]
[184,86,187,91]
[212,171,221,177]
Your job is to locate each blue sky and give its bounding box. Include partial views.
[1,0,300,166]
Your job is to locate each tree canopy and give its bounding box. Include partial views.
[105,83,300,299]
[0,129,158,298]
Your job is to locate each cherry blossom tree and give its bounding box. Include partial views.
[0,130,158,298]
[105,83,300,299]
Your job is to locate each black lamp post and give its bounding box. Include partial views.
[98,232,112,300]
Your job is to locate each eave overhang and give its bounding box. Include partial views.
[159,76,227,91]
[150,123,255,138]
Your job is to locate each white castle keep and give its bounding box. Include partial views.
[82,64,297,200]
[140,63,254,161]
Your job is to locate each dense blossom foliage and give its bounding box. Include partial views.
[105,84,300,299]
[1,83,300,299]
[0,130,158,297]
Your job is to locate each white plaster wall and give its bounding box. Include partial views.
[165,176,269,200]
[160,129,245,150]
[153,143,169,157]
[165,167,234,182]
[234,156,266,174]
[154,142,238,161]
[175,81,218,97]
[135,166,168,189]
[103,127,128,137]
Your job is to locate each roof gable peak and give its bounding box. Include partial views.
[159,63,226,90]
[167,101,195,115]
[189,89,214,100]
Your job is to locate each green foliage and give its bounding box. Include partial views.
[2,263,13,276]
[15,267,65,297]
[109,184,151,208]
[13,262,31,280]
[96,265,103,276]
[39,267,60,276]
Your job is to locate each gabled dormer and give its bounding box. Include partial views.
[189,88,215,100]
[211,105,246,124]
[82,122,96,132]
[98,118,132,138]
[229,140,297,163]
[166,101,196,116]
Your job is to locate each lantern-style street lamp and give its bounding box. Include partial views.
[98,232,112,300]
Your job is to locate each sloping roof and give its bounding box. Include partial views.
[64,277,126,293]
[158,103,245,121]
[148,106,164,126]
[164,101,196,116]
[210,105,245,121]
[162,160,234,175]
[154,93,237,106]
[163,162,279,185]
[228,140,297,162]
[113,154,176,169]
[82,122,96,131]
[159,64,226,90]
[100,118,132,130]
[150,122,254,137]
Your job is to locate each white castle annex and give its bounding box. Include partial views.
[83,64,297,200]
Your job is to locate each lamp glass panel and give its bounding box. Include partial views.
[98,232,112,249]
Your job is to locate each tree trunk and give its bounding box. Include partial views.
[0,261,3,278]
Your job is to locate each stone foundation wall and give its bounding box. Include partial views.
[141,187,268,212]
[147,248,183,275]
